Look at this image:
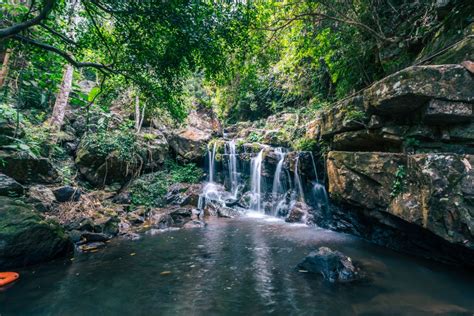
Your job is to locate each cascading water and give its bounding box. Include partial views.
[309,152,329,210]
[208,142,217,183]
[250,149,264,213]
[271,148,286,216]
[293,154,305,202]
[226,140,239,197]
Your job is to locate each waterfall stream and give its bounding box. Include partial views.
[250,149,264,212]
[199,139,328,221]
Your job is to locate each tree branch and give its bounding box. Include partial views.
[0,0,56,40]
[13,35,113,73]
[40,23,77,46]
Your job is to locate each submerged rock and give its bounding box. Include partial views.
[0,197,72,268]
[298,247,360,283]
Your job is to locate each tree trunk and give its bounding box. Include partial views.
[135,94,140,131]
[49,63,73,132]
[0,49,11,88]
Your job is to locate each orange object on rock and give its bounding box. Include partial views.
[0,272,19,286]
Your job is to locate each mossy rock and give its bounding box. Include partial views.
[0,197,72,268]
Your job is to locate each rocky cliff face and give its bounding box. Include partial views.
[308,63,474,265]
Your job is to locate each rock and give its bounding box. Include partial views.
[286,202,313,224]
[126,212,145,225]
[332,129,403,152]
[75,144,140,186]
[183,220,207,229]
[0,173,24,196]
[423,99,472,124]
[327,151,474,253]
[186,102,222,135]
[461,60,474,74]
[0,197,72,268]
[169,208,192,226]
[327,151,405,209]
[78,241,106,252]
[165,183,202,207]
[112,191,132,204]
[168,127,211,163]
[0,117,23,146]
[0,150,59,184]
[318,95,367,138]
[138,128,169,170]
[27,185,56,212]
[80,232,110,243]
[53,186,81,202]
[364,64,474,114]
[149,211,175,229]
[298,247,360,282]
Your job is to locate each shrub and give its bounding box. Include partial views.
[130,160,203,207]
[293,137,318,152]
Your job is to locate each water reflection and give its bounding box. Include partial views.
[1,217,473,315]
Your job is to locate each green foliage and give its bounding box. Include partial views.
[293,137,317,152]
[81,118,140,163]
[404,137,421,151]
[391,165,407,198]
[247,131,264,143]
[130,160,203,207]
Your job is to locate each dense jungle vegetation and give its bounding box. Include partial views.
[2,0,471,129]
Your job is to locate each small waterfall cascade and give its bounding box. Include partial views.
[197,138,329,221]
[271,148,286,216]
[309,152,329,210]
[250,149,264,212]
[293,154,305,202]
[208,142,217,183]
[226,139,239,197]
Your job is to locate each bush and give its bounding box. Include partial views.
[130,160,203,207]
[293,137,317,152]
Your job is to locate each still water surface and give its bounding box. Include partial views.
[1,216,474,315]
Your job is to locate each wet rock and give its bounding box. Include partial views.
[183,220,207,229]
[126,212,145,225]
[239,191,253,209]
[78,241,106,252]
[169,208,192,226]
[297,247,360,283]
[149,212,175,229]
[165,183,202,207]
[27,185,56,212]
[0,197,72,268]
[286,202,313,224]
[81,232,111,243]
[0,150,59,184]
[0,173,24,196]
[53,186,81,202]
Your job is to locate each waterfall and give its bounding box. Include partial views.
[309,152,329,210]
[227,140,239,197]
[271,148,285,215]
[293,154,304,202]
[250,150,264,212]
[208,142,217,183]
[309,152,318,183]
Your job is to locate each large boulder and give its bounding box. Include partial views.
[327,151,405,209]
[27,185,56,212]
[0,197,72,268]
[0,173,24,196]
[0,150,59,184]
[297,247,360,283]
[186,102,222,135]
[138,128,169,171]
[168,127,211,162]
[286,201,313,224]
[327,151,474,251]
[75,144,140,186]
[364,64,474,114]
[165,182,202,207]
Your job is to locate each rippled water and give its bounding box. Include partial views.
[1,217,474,315]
